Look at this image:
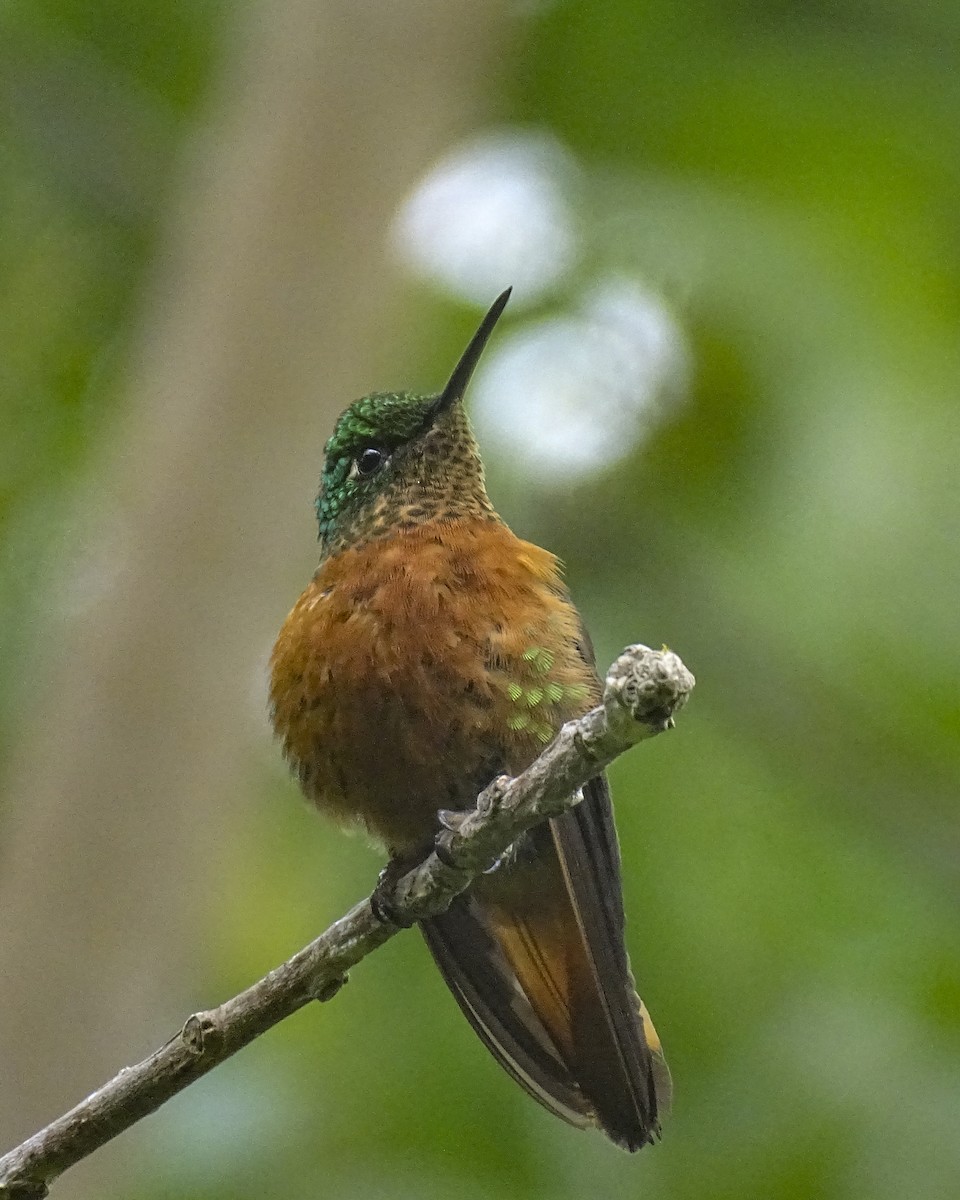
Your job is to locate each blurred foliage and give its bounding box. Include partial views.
[2,2,959,1200]
[0,0,223,758]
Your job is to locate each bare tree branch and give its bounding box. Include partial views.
[0,645,694,1200]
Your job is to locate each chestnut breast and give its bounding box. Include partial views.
[269,517,599,853]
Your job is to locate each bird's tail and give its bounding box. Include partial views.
[420,776,670,1150]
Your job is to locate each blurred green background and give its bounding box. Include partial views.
[2,2,958,1199]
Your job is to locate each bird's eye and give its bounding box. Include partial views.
[354,447,385,477]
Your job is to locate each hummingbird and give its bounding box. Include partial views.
[269,289,671,1150]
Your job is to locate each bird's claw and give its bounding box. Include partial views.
[437,807,470,832]
[370,856,417,928]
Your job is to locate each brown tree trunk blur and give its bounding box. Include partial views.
[0,1,509,1195]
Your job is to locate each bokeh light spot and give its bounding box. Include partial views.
[470,278,689,482]
[392,129,578,305]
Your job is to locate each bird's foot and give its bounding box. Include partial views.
[370,854,420,928]
[436,806,470,834]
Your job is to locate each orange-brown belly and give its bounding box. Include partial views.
[269,518,599,852]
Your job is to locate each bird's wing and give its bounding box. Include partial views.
[420,772,670,1150]
[421,890,592,1129]
[552,772,673,1130]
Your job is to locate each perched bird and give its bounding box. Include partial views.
[269,289,671,1150]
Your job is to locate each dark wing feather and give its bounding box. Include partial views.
[420,773,669,1150]
[421,896,592,1128]
[551,773,672,1136]
[561,615,672,1130]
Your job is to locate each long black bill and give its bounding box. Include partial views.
[433,287,512,414]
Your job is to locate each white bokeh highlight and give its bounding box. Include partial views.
[392,129,578,305]
[471,279,689,482]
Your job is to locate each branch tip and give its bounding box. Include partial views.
[602,644,694,735]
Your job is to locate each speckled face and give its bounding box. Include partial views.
[317,390,434,535]
[315,392,496,559]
